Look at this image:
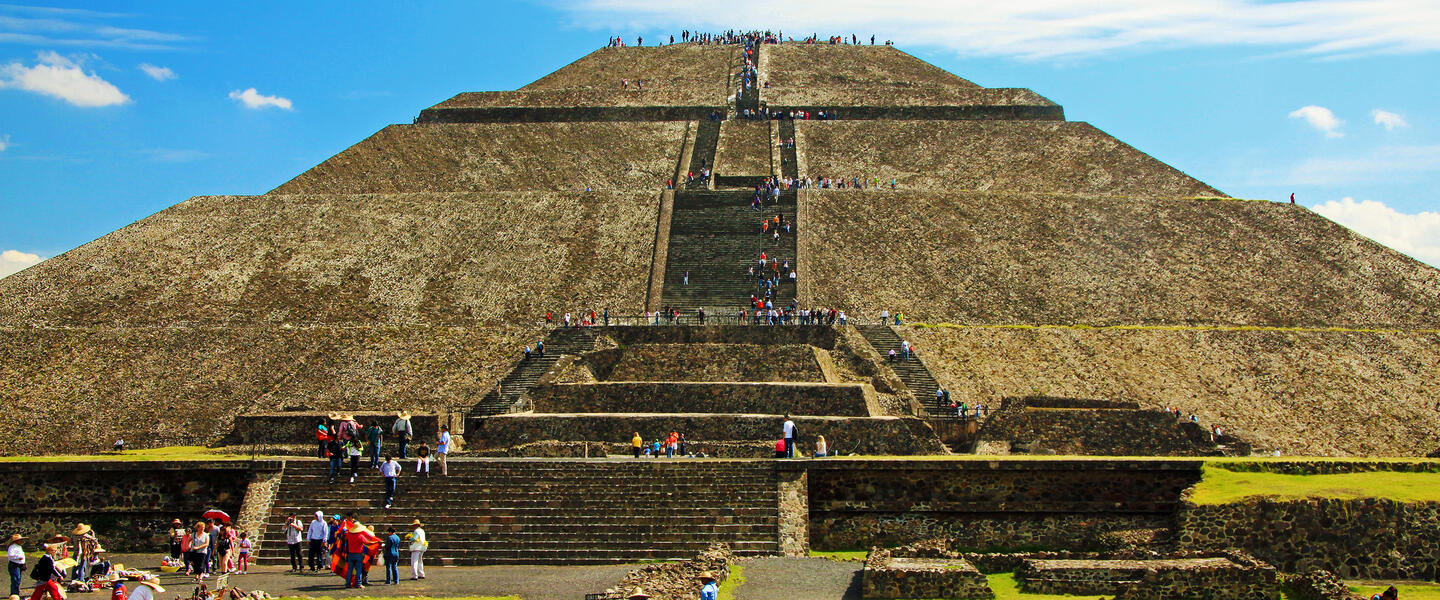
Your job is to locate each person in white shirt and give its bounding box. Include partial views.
[6,533,25,597]
[127,577,164,600]
[408,520,427,580]
[436,426,451,477]
[284,514,304,571]
[306,511,328,571]
[782,415,796,458]
[381,456,401,508]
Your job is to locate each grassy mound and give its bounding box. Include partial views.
[1191,465,1440,504]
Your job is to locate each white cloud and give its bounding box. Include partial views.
[1289,105,1344,138]
[0,249,41,278]
[0,134,9,152]
[0,50,129,107]
[228,87,292,110]
[1313,197,1440,267]
[0,6,187,51]
[1372,109,1409,130]
[562,0,1440,60]
[138,62,174,81]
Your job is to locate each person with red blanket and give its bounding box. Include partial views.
[331,520,380,588]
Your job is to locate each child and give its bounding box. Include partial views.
[416,442,431,477]
[236,531,251,574]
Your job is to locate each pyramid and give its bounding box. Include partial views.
[3,42,1439,457]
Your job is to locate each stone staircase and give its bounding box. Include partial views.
[470,328,596,416]
[661,189,797,313]
[856,325,950,420]
[254,459,781,565]
[686,120,721,189]
[778,119,798,179]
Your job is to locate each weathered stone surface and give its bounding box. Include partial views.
[863,549,993,599]
[527,381,876,416]
[1177,497,1440,579]
[973,397,1230,456]
[583,343,827,382]
[610,544,735,600]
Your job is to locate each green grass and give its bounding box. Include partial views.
[985,572,1103,600]
[0,446,263,462]
[809,549,869,562]
[1190,465,1440,505]
[273,597,520,600]
[1350,583,1440,599]
[717,564,746,600]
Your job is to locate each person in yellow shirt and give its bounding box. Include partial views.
[631,433,643,459]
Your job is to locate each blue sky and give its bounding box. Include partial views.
[2,0,1438,276]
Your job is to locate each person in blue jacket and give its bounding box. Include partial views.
[382,528,402,585]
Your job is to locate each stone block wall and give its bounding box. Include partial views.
[1177,497,1440,579]
[0,461,265,551]
[583,343,827,382]
[609,544,734,600]
[807,460,1201,551]
[467,414,944,456]
[220,412,443,445]
[863,549,994,599]
[527,381,875,416]
[600,324,839,348]
[974,397,1222,456]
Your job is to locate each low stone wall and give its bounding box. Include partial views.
[1017,556,1275,599]
[1177,497,1440,579]
[219,412,446,446]
[807,459,1200,551]
[607,544,734,600]
[1282,571,1364,600]
[584,343,827,382]
[528,381,875,416]
[417,105,721,123]
[467,414,944,456]
[0,460,271,551]
[1113,553,1279,600]
[974,397,1224,456]
[599,325,839,349]
[863,549,993,599]
[765,105,1065,120]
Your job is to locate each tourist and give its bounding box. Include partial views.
[237,531,252,574]
[697,571,720,600]
[326,436,343,483]
[666,431,678,458]
[631,432,643,458]
[678,433,687,456]
[69,523,97,580]
[366,421,383,469]
[126,578,163,600]
[216,522,234,574]
[28,539,64,600]
[901,340,911,361]
[408,520,427,580]
[7,533,24,597]
[393,411,413,459]
[342,520,376,589]
[346,437,363,483]
[165,518,185,560]
[880,309,889,324]
[382,527,402,585]
[381,455,400,509]
[1370,586,1398,600]
[773,438,786,458]
[627,589,652,599]
[436,426,451,476]
[285,514,304,571]
[316,419,332,459]
[416,442,431,477]
[782,415,796,458]
[187,522,210,578]
[307,511,328,571]
[814,435,828,458]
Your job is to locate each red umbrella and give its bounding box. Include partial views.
[202,510,231,523]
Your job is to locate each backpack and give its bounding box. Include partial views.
[30,556,51,582]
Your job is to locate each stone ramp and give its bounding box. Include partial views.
[471,327,596,416]
[662,189,797,313]
[255,459,781,565]
[855,325,947,419]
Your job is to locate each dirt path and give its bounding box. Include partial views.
[732,557,863,600]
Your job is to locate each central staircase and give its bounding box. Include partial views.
[661,190,797,313]
[470,328,596,416]
[255,459,781,565]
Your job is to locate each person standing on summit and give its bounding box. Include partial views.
[782,415,796,458]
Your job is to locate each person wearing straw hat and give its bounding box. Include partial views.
[68,524,96,581]
[167,519,185,560]
[698,571,720,600]
[27,539,65,600]
[406,520,426,580]
[392,412,413,459]
[625,589,651,600]
[6,533,25,597]
[340,520,377,589]
[126,578,164,600]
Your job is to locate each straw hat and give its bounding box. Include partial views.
[626,589,651,600]
[137,578,165,593]
[46,535,69,544]
[397,411,411,420]
[409,519,423,528]
[346,521,367,534]
[171,519,183,527]
[71,523,91,536]
[696,571,718,582]
[6,534,24,544]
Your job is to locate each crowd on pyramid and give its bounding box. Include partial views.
[604,29,892,47]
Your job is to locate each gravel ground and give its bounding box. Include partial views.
[104,553,637,600]
[733,557,863,600]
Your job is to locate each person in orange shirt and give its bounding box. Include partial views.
[665,432,678,458]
